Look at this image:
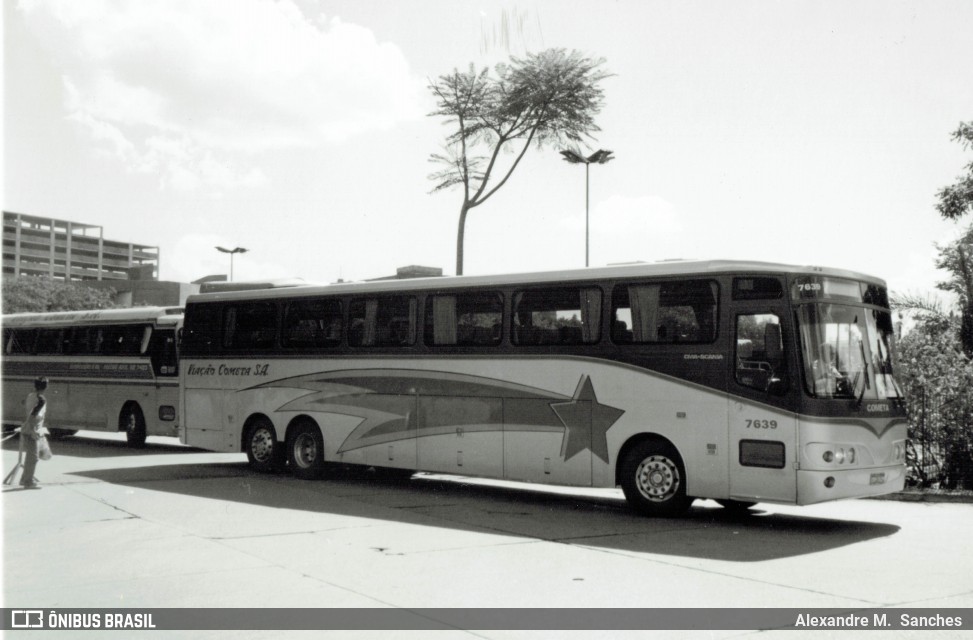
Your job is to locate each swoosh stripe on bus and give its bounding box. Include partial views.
[249,369,625,464]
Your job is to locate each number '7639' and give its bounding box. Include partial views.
[746,419,778,429]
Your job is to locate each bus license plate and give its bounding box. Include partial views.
[869,473,886,485]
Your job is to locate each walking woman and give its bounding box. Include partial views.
[20,377,49,489]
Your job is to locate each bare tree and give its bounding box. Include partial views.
[428,49,610,275]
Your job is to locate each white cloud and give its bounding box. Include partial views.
[18,0,427,190]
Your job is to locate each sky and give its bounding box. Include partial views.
[3,0,972,302]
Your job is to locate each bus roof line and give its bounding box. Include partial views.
[2,306,184,327]
[185,259,886,304]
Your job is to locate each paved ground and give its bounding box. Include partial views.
[3,432,972,639]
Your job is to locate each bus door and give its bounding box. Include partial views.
[146,327,179,434]
[148,328,179,381]
[726,292,799,503]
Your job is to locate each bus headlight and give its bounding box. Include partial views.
[893,442,906,461]
[808,442,869,467]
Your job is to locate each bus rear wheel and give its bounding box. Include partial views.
[122,405,147,448]
[287,421,325,480]
[245,418,282,472]
[620,440,692,517]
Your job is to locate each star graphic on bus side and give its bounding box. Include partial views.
[550,375,624,464]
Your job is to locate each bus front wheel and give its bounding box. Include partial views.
[620,440,692,517]
[122,405,147,448]
[245,418,282,472]
[287,421,325,480]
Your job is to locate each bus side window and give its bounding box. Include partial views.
[101,325,147,356]
[612,280,718,344]
[222,303,278,351]
[425,292,503,347]
[182,304,220,355]
[735,313,787,394]
[140,327,153,355]
[349,296,416,347]
[512,287,601,346]
[283,299,342,348]
[34,328,63,354]
[5,328,36,354]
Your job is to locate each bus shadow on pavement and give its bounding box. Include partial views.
[2,434,203,459]
[69,461,901,563]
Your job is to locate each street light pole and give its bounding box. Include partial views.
[559,148,614,267]
[215,246,248,282]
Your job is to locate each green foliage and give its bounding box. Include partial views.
[895,316,973,488]
[934,224,973,356]
[894,120,973,487]
[2,276,117,313]
[428,48,611,274]
[935,122,973,220]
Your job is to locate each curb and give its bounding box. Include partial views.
[867,490,973,504]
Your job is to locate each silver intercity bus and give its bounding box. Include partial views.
[178,260,907,516]
[2,307,182,446]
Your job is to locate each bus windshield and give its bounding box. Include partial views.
[796,303,902,400]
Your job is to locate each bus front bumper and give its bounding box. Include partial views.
[797,464,906,505]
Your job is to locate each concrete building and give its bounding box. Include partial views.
[3,211,159,282]
[2,211,200,307]
[368,265,444,281]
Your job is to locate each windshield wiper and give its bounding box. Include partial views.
[854,340,871,408]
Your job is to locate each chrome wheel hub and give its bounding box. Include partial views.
[293,433,318,468]
[250,429,274,462]
[635,455,679,502]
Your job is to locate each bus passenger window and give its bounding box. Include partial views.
[349,296,416,347]
[102,325,152,356]
[283,299,342,348]
[222,304,278,351]
[6,328,37,354]
[736,313,787,394]
[425,292,503,346]
[181,304,220,355]
[733,277,784,300]
[34,328,63,354]
[612,280,718,344]
[511,287,601,346]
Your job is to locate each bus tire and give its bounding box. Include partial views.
[122,405,147,448]
[48,428,78,439]
[287,420,325,481]
[620,440,692,517]
[245,417,281,472]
